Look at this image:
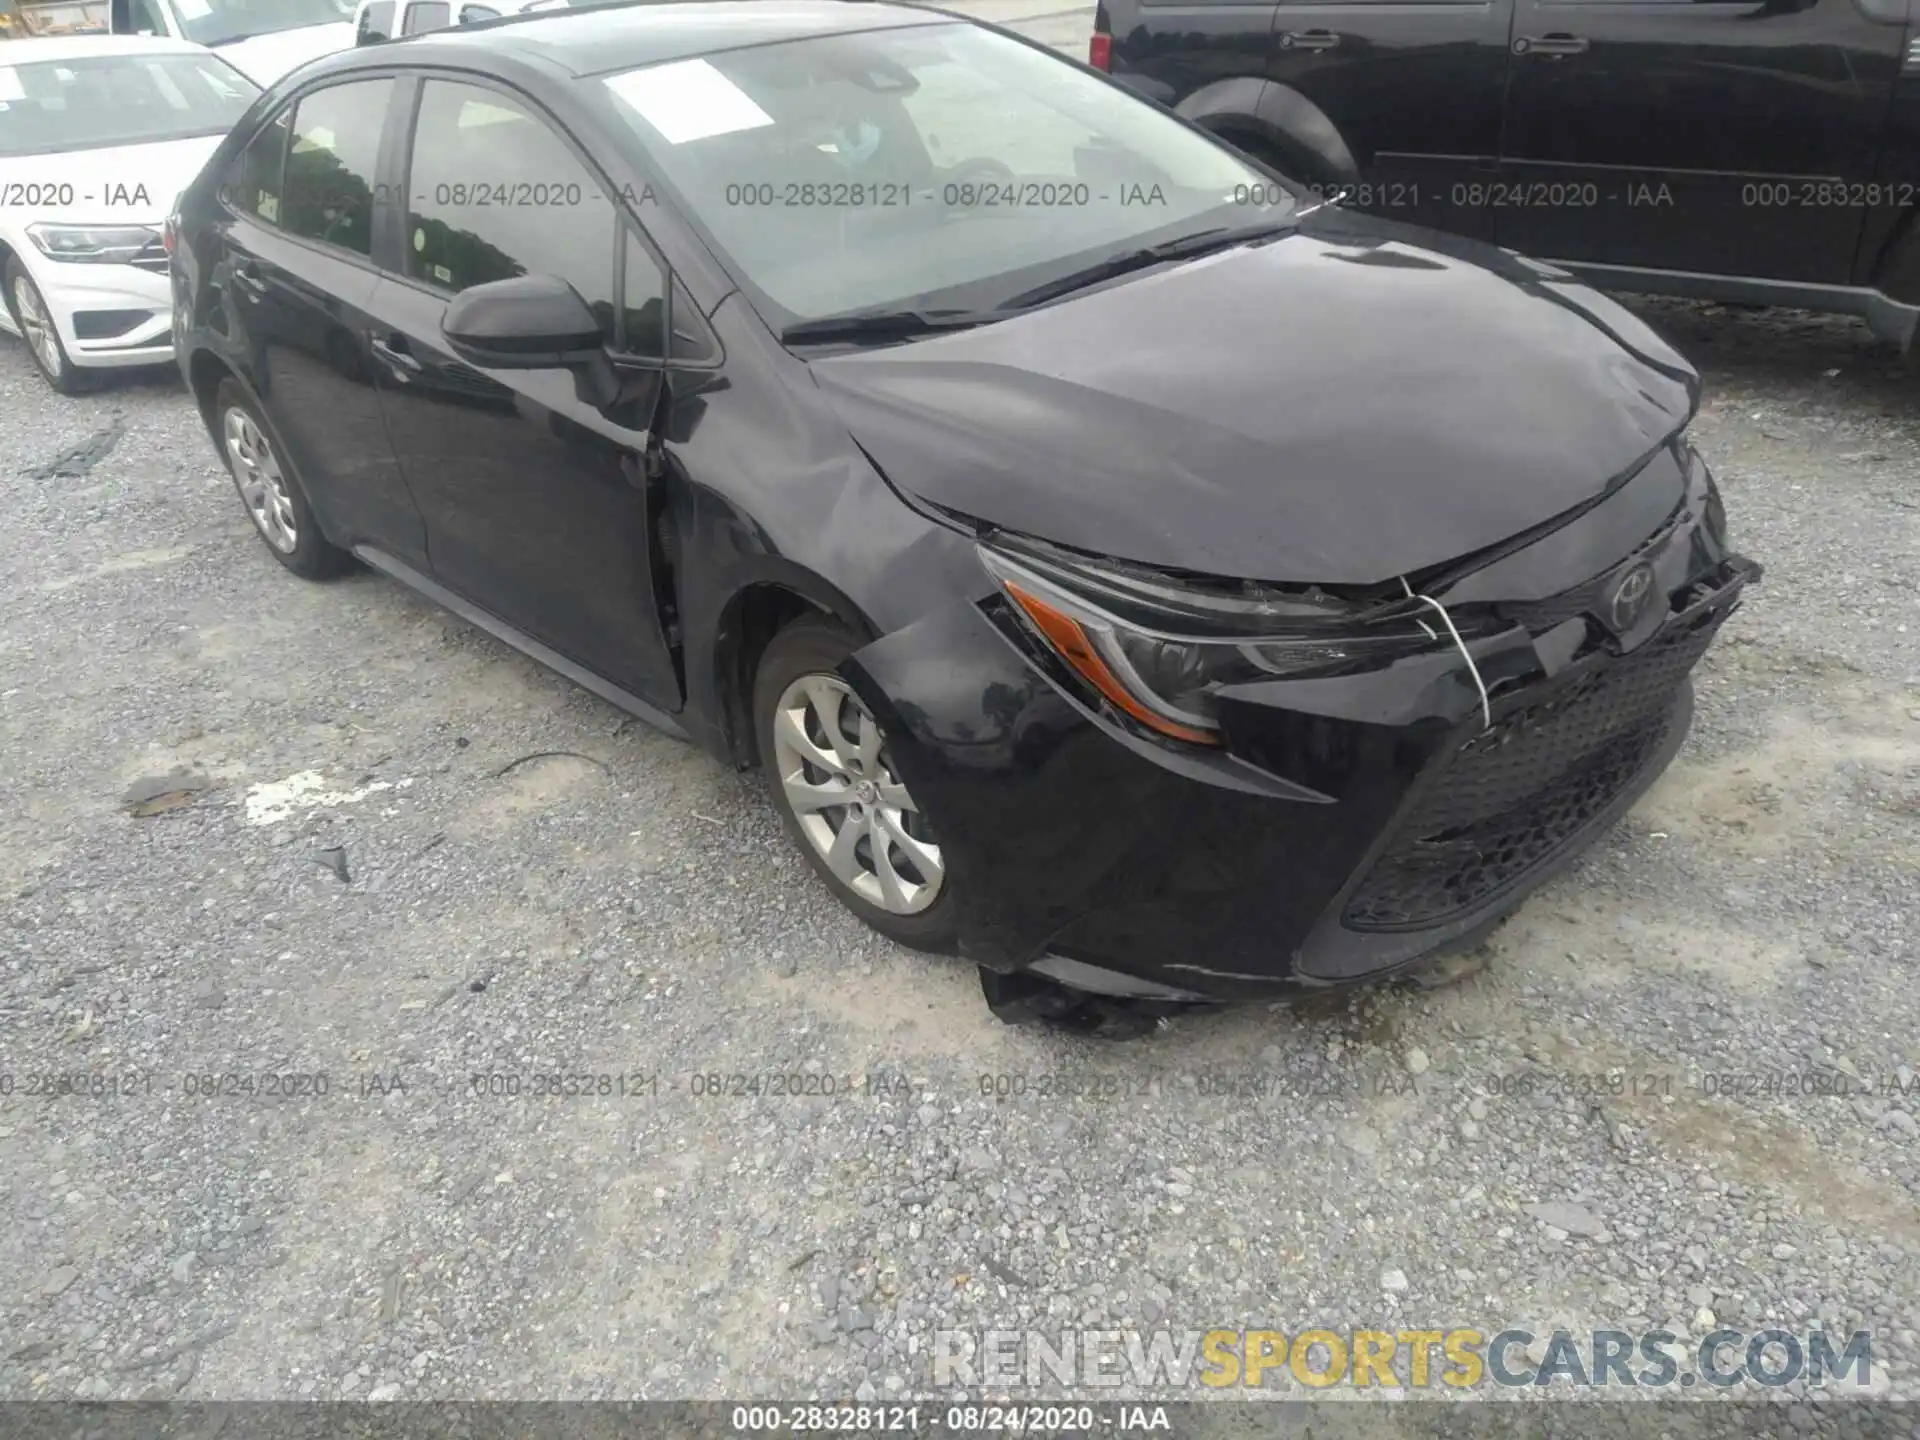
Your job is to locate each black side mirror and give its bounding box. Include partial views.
[442,273,627,408]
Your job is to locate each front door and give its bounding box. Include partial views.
[1499,0,1908,281]
[366,76,679,707]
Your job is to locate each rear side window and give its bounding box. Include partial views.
[357,0,393,39]
[459,3,497,18]
[403,0,449,31]
[403,79,617,340]
[221,109,291,223]
[282,79,393,257]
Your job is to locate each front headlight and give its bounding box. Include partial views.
[25,223,161,264]
[979,543,1496,746]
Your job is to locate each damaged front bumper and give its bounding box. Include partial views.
[842,513,1758,1006]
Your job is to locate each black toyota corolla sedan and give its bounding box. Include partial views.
[169,0,1758,1030]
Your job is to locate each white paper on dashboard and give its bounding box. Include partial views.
[604,59,773,146]
[0,68,26,102]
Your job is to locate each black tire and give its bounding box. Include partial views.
[212,378,350,580]
[753,615,958,953]
[5,256,96,396]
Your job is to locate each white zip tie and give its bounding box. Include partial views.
[1401,576,1492,733]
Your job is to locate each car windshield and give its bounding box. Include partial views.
[0,51,259,156]
[596,22,1295,327]
[178,0,352,46]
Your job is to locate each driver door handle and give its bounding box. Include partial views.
[1515,32,1590,55]
[230,262,267,298]
[1280,28,1341,49]
[370,333,422,374]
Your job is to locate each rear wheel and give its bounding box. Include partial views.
[6,257,93,395]
[753,616,957,953]
[213,378,350,580]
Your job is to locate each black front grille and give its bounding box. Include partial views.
[1498,509,1683,634]
[1342,604,1725,932]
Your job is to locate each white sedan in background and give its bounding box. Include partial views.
[108,0,357,86]
[0,36,257,393]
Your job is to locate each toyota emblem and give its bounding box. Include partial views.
[1608,562,1656,631]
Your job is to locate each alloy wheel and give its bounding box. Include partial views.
[222,406,299,553]
[12,274,61,377]
[771,673,944,915]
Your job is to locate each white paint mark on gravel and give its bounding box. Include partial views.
[244,770,415,826]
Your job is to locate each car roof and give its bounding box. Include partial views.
[358,0,956,79]
[0,34,210,63]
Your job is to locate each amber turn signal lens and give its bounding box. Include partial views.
[1003,580,1220,746]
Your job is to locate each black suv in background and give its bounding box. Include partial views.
[1092,0,1920,347]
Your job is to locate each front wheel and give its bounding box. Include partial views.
[753,616,958,952]
[6,257,93,395]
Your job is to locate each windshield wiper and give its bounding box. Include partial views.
[997,217,1300,312]
[779,307,1011,346]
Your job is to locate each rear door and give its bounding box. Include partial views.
[211,77,429,566]
[1499,0,1908,281]
[1262,0,1516,238]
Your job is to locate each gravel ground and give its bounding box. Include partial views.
[0,283,1916,1434]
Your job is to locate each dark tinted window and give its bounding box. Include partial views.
[405,80,616,340]
[283,79,392,257]
[222,109,291,222]
[403,0,448,31]
[620,231,664,358]
[459,3,497,18]
[357,0,393,38]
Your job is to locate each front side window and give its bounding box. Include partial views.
[282,78,392,256]
[595,22,1291,325]
[0,52,258,156]
[173,0,355,47]
[357,0,392,37]
[402,0,447,32]
[404,80,617,340]
[459,3,497,19]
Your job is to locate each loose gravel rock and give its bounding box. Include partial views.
[0,288,1915,1428]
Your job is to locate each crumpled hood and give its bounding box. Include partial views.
[811,209,1698,586]
[212,22,355,84]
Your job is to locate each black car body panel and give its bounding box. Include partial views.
[813,207,1696,587]
[844,460,1753,993]
[1099,0,1920,342]
[171,0,1757,1009]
